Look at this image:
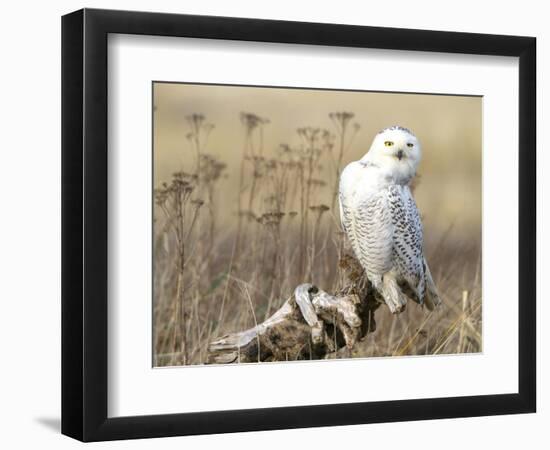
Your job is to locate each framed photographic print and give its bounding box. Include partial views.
[61,8,536,442]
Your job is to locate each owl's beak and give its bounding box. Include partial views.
[396,149,404,160]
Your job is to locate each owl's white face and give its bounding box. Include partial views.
[361,126,421,184]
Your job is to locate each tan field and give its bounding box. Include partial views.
[153,82,482,366]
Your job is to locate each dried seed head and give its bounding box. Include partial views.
[310,204,329,212]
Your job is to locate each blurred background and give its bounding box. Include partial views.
[154,83,481,235]
[153,82,482,366]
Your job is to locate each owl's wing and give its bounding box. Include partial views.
[389,185,426,303]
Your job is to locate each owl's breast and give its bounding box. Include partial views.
[339,161,391,205]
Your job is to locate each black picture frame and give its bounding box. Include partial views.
[61,8,536,442]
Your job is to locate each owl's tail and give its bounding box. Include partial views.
[423,258,442,310]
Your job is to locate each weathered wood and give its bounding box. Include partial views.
[207,254,382,363]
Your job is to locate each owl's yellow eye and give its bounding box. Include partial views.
[407,142,414,148]
[384,141,394,147]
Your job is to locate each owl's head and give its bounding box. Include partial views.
[361,126,421,184]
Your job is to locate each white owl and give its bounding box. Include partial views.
[339,126,441,314]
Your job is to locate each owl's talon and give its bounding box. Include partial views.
[385,295,407,314]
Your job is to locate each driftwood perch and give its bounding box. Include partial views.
[207,255,382,363]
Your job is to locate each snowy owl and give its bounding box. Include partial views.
[339,126,441,314]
